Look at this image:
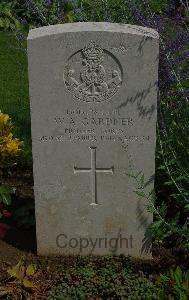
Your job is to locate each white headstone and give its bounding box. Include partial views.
[28,22,159,258]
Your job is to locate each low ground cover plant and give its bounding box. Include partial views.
[48,256,189,299]
[48,256,159,300]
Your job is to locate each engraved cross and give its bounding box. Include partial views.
[74,147,114,205]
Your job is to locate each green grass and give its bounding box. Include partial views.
[0,30,31,163]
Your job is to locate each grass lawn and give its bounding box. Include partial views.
[0,30,31,163]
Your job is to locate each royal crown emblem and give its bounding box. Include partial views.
[83,41,103,62]
[64,41,123,103]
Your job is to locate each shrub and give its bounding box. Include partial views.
[0,0,76,29]
[157,266,189,299]
[127,0,189,250]
[0,111,23,169]
[0,112,23,238]
[0,1,22,30]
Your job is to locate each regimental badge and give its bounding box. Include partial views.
[64,41,123,103]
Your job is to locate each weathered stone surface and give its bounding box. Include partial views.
[28,22,159,257]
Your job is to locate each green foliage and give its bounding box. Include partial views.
[1,0,76,28]
[0,185,14,238]
[13,203,35,228]
[76,0,132,23]
[157,266,189,300]
[0,185,14,207]
[0,185,14,237]
[155,97,189,249]
[75,0,169,23]
[0,0,169,28]
[48,256,159,299]
[127,171,189,249]
[0,1,22,31]
[133,0,169,15]
[27,0,75,26]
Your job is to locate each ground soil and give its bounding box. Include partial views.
[0,240,61,299]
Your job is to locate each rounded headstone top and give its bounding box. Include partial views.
[28,22,159,40]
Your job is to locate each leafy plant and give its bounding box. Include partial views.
[14,203,35,228]
[0,112,23,237]
[7,257,37,288]
[0,111,23,169]
[0,1,22,30]
[0,186,15,238]
[5,0,76,28]
[157,266,189,300]
[0,185,14,206]
[123,0,189,251]
[127,170,189,249]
